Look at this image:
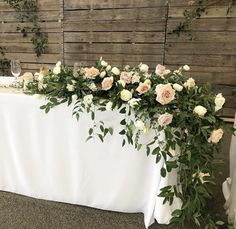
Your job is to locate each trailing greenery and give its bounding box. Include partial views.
[24,59,235,228]
[4,0,48,56]
[172,0,236,37]
[0,47,10,76]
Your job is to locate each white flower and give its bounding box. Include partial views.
[56,61,62,67]
[131,74,140,84]
[173,83,183,92]
[88,83,97,92]
[106,101,113,111]
[124,65,130,71]
[53,66,61,75]
[215,93,225,111]
[139,63,149,73]
[106,65,111,71]
[134,120,145,131]
[72,94,78,101]
[144,79,151,86]
[128,98,141,108]
[101,60,108,67]
[193,105,207,117]
[120,89,132,102]
[38,73,44,81]
[208,129,224,144]
[158,113,173,127]
[100,71,106,78]
[83,94,93,106]
[183,65,190,71]
[111,67,120,76]
[184,78,196,89]
[66,84,75,92]
[117,80,126,87]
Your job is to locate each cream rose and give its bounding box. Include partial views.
[155,83,176,105]
[101,60,108,67]
[66,84,75,92]
[106,101,113,111]
[84,67,99,79]
[193,105,207,117]
[215,93,225,111]
[208,129,224,144]
[100,71,106,78]
[117,80,126,87]
[120,89,132,102]
[106,65,111,71]
[173,83,183,92]
[134,120,145,131]
[184,77,196,89]
[83,94,93,106]
[139,63,149,73]
[111,67,120,76]
[183,65,190,71]
[120,71,132,84]
[72,94,78,101]
[88,83,97,92]
[158,113,173,127]
[102,77,114,91]
[136,82,151,95]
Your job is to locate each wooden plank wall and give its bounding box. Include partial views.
[0,0,63,72]
[166,0,236,117]
[0,0,235,117]
[63,0,167,68]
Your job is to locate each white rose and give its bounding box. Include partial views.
[106,65,111,71]
[56,61,62,67]
[124,65,130,71]
[208,128,224,144]
[72,94,78,101]
[139,63,149,73]
[215,93,225,111]
[120,89,132,102]
[88,83,97,92]
[106,101,113,111]
[100,71,106,78]
[83,94,93,106]
[134,120,145,131]
[53,66,61,75]
[183,65,190,71]
[66,84,75,92]
[173,83,183,92]
[101,60,108,67]
[128,98,141,108]
[38,73,44,81]
[111,67,120,76]
[117,80,126,87]
[193,105,207,117]
[184,78,196,89]
[131,74,140,84]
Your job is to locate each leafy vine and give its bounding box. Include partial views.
[0,47,10,76]
[172,0,236,37]
[4,0,48,56]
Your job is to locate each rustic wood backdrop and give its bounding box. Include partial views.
[0,0,235,117]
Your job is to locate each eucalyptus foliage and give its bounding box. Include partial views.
[26,59,235,228]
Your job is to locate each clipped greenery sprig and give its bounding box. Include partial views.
[4,0,48,56]
[25,58,235,228]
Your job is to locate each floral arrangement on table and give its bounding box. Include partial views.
[25,58,234,228]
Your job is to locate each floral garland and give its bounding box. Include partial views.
[25,58,235,228]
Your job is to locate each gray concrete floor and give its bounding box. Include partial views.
[0,124,233,229]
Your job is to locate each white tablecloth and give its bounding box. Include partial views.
[0,92,181,228]
[223,113,236,223]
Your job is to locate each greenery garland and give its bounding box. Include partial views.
[0,47,10,76]
[4,0,48,56]
[24,59,235,228]
[172,0,236,37]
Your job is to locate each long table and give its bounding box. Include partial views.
[0,91,181,228]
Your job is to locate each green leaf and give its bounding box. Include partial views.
[100,125,104,132]
[161,167,166,177]
[152,147,160,155]
[108,128,113,135]
[120,107,126,114]
[215,221,224,226]
[156,153,161,164]
[98,134,104,142]
[89,128,93,135]
[146,147,150,156]
[122,139,126,147]
[86,136,93,142]
[120,119,126,125]
[119,129,126,135]
[137,144,142,151]
[91,111,95,120]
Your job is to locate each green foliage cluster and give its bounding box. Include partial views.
[0,47,10,76]
[25,59,236,228]
[4,0,48,56]
[172,0,236,37]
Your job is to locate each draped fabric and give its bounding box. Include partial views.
[0,92,181,228]
[223,113,236,223]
